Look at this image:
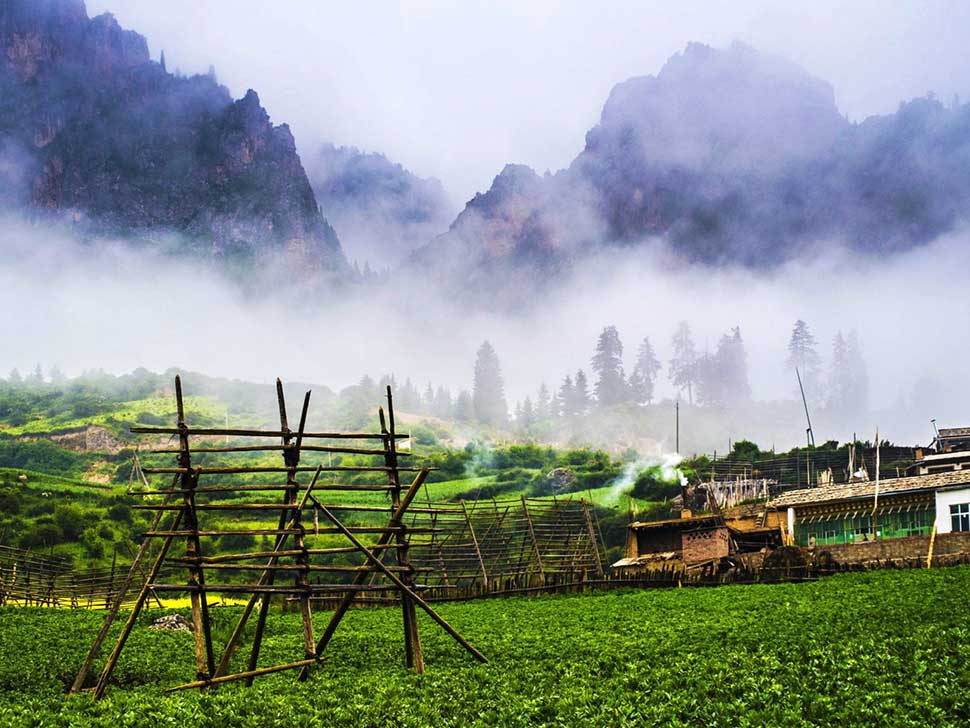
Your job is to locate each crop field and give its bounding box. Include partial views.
[0,567,968,727]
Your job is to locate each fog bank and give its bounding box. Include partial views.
[1,216,967,449]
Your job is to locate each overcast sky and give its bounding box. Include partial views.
[89,0,970,207]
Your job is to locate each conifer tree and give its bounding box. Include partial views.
[517,397,535,430]
[472,341,508,426]
[696,327,750,407]
[591,326,627,406]
[454,390,475,422]
[669,321,698,405]
[786,319,821,400]
[434,386,452,419]
[49,366,66,385]
[630,336,662,404]
[828,331,869,414]
[535,383,551,421]
[827,332,850,412]
[722,326,751,405]
[398,378,420,411]
[573,369,591,416]
[556,375,574,418]
[27,364,44,385]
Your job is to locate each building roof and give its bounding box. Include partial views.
[629,515,723,530]
[915,450,970,464]
[939,427,970,438]
[770,469,970,508]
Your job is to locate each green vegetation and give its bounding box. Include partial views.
[0,470,150,562]
[0,568,968,726]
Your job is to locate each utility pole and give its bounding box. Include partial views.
[675,400,680,454]
[796,367,815,486]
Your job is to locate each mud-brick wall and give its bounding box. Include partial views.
[682,527,729,564]
[816,531,970,565]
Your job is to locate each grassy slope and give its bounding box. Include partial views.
[0,567,968,726]
[0,468,113,494]
[0,395,230,436]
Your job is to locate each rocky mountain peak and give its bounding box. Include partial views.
[0,0,347,277]
[2,1,149,82]
[588,41,846,174]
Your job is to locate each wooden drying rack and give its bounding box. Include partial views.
[70,375,486,699]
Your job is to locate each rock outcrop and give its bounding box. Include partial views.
[306,143,454,266]
[0,0,346,275]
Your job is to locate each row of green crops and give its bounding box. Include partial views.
[0,567,968,726]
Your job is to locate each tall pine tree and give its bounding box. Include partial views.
[472,341,508,426]
[669,321,697,405]
[696,327,750,407]
[828,330,869,415]
[786,319,821,401]
[629,336,662,404]
[827,332,850,413]
[591,326,627,407]
[535,383,551,421]
[573,369,591,416]
[722,326,751,405]
[454,390,475,422]
[556,375,574,418]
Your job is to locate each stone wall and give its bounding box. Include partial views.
[812,531,970,566]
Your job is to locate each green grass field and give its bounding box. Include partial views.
[0,567,968,726]
[0,395,230,436]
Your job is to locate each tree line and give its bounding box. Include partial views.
[3,319,868,432]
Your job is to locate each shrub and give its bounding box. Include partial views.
[630,466,681,501]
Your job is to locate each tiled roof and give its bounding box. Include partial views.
[770,469,970,508]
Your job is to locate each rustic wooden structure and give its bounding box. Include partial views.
[0,545,139,609]
[70,376,486,698]
[405,496,605,590]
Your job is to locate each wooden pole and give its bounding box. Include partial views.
[69,474,179,694]
[382,390,424,673]
[175,376,216,681]
[213,465,322,681]
[244,380,308,686]
[521,496,545,577]
[462,500,488,588]
[582,499,605,578]
[297,468,429,681]
[92,508,184,699]
[312,500,487,664]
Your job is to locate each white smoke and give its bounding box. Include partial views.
[603,453,687,507]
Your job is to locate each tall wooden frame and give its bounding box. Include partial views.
[71,376,486,698]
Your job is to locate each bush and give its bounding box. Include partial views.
[495,467,533,483]
[630,466,681,501]
[18,521,63,548]
[135,411,167,426]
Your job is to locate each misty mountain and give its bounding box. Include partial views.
[0,0,346,274]
[306,144,454,267]
[415,42,970,292]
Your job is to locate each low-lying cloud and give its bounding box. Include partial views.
[2,214,968,451]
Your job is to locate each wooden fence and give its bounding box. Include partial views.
[0,545,137,609]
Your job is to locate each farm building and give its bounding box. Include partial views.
[612,507,783,573]
[770,469,970,548]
